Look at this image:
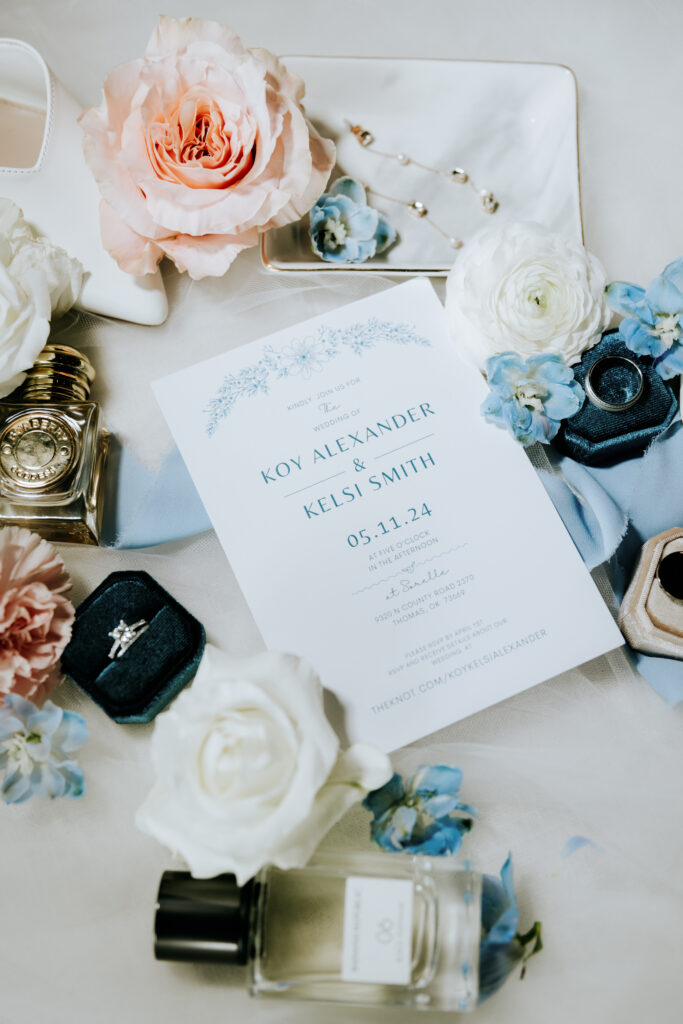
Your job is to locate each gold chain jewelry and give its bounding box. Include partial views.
[362,183,464,250]
[346,121,499,215]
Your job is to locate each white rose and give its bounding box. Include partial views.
[135,645,392,882]
[0,198,33,250]
[0,198,83,318]
[9,238,82,320]
[445,221,610,371]
[0,254,51,398]
[0,199,83,397]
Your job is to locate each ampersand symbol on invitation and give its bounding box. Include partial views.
[353,458,366,472]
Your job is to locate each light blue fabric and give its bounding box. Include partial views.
[107,421,683,705]
[103,442,211,549]
[554,420,683,705]
[589,420,683,705]
[535,455,627,570]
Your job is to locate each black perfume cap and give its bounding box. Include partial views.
[155,871,254,964]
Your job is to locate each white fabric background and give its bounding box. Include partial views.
[1,2,682,1023]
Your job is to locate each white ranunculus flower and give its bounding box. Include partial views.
[0,199,83,397]
[445,221,610,371]
[136,644,392,883]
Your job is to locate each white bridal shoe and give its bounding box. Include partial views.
[0,38,167,325]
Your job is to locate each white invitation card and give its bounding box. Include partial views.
[154,280,622,751]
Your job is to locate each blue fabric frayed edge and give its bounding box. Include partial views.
[106,421,683,706]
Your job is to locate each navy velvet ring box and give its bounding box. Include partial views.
[61,571,205,723]
[554,331,678,465]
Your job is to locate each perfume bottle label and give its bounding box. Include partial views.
[341,876,413,985]
[0,413,75,488]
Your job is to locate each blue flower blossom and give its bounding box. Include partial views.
[310,177,396,263]
[606,256,683,378]
[0,694,88,803]
[481,352,584,446]
[479,854,543,1003]
[363,764,476,855]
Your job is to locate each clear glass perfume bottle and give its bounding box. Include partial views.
[155,851,482,1012]
[0,344,109,544]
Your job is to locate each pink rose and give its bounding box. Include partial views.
[80,16,335,279]
[0,527,75,704]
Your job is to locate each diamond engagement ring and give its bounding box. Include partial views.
[107,619,149,659]
[584,354,644,413]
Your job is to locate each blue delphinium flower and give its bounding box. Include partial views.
[0,694,88,804]
[363,764,476,854]
[481,351,584,446]
[479,854,543,1003]
[310,177,396,263]
[606,256,683,378]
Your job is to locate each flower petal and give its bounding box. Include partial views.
[480,390,506,421]
[410,763,463,798]
[363,772,406,818]
[526,354,573,383]
[59,760,87,798]
[543,381,583,420]
[326,743,392,793]
[99,200,163,276]
[157,230,257,279]
[605,281,651,320]
[27,700,63,738]
[2,767,32,804]
[562,835,601,857]
[243,745,390,880]
[645,273,683,316]
[373,215,396,254]
[405,823,463,855]
[481,854,519,943]
[346,204,379,242]
[486,352,526,392]
[371,805,418,851]
[36,762,67,799]
[655,343,683,379]
[145,15,245,60]
[418,793,466,818]
[0,715,24,741]
[619,317,669,358]
[81,18,335,281]
[329,176,367,205]
[0,694,35,722]
[51,710,89,753]
[660,255,683,289]
[478,938,524,1003]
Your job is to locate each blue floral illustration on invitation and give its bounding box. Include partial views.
[204,318,430,435]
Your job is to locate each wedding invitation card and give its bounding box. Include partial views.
[154,280,622,751]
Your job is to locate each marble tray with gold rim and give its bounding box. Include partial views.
[261,55,581,276]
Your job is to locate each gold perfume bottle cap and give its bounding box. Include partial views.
[18,344,96,403]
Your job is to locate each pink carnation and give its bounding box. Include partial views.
[80,16,335,280]
[0,527,75,704]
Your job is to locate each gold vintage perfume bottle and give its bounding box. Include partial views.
[0,344,109,544]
